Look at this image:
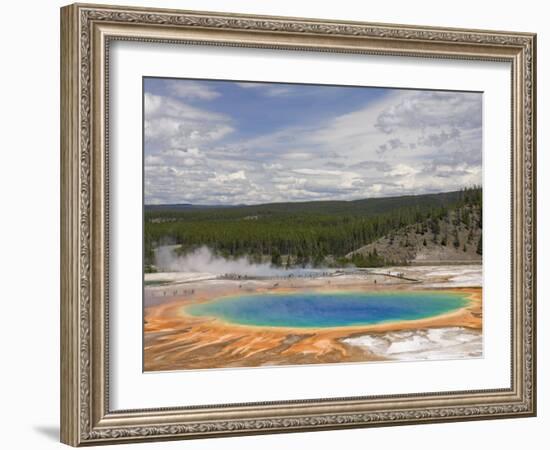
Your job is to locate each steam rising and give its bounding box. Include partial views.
[155,246,296,277]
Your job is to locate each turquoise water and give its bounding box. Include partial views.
[185,291,470,328]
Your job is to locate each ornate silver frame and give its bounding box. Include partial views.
[60,3,536,446]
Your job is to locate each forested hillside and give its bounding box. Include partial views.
[347,202,482,267]
[144,187,482,271]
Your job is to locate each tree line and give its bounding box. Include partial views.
[144,187,482,270]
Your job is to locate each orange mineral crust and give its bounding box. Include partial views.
[144,278,482,371]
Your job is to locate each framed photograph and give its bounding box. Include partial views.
[60,3,536,446]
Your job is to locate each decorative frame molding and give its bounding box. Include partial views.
[60,3,536,446]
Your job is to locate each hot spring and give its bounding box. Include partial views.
[184,290,471,328]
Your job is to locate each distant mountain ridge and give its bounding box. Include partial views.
[145,203,237,211]
[145,190,468,217]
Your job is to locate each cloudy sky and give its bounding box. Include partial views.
[144,77,482,205]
